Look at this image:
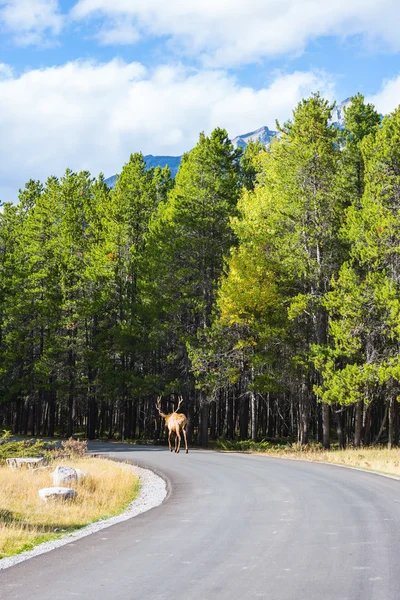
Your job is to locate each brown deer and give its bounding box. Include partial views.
[156,396,188,454]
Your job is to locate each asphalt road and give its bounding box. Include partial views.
[2,444,400,600]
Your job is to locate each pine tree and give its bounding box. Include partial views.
[337,94,381,208]
[97,154,171,440]
[315,106,400,448]
[144,128,241,445]
[242,95,340,445]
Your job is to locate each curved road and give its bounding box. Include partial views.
[2,445,400,600]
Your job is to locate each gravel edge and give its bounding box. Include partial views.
[0,462,167,571]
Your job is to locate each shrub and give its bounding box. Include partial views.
[0,439,57,464]
[285,441,324,453]
[215,438,273,452]
[61,437,88,457]
[0,430,12,444]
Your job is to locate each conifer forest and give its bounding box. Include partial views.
[1,93,400,449]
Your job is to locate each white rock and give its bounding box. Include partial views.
[52,465,78,486]
[38,487,77,501]
[74,468,88,482]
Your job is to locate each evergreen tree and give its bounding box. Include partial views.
[312,95,380,446]
[315,106,400,448]
[214,95,341,445]
[97,154,171,440]
[337,94,381,208]
[144,128,241,445]
[2,94,398,448]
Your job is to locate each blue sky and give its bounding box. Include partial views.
[1,0,400,201]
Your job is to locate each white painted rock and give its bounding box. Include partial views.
[52,465,78,486]
[38,487,77,501]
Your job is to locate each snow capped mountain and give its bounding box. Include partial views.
[104,100,351,188]
[104,127,280,188]
[231,125,278,149]
[329,98,351,129]
[231,99,353,151]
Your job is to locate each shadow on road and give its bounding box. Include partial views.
[89,442,172,454]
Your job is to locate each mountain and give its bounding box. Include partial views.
[329,98,351,129]
[104,130,279,188]
[231,125,278,148]
[104,174,118,188]
[104,154,181,188]
[104,100,351,188]
[142,155,182,177]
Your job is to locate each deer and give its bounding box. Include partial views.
[156,396,188,454]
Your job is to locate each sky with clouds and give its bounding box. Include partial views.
[1,0,400,201]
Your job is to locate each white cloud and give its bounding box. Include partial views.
[0,59,335,202]
[0,63,13,80]
[0,0,63,46]
[96,18,140,46]
[71,0,400,67]
[368,74,400,116]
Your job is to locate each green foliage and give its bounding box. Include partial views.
[143,128,242,397]
[204,95,342,436]
[313,102,400,413]
[215,438,274,452]
[239,139,264,191]
[0,430,12,442]
[1,92,400,449]
[0,439,57,464]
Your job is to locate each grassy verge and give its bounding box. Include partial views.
[274,446,400,477]
[0,457,139,559]
[214,439,400,477]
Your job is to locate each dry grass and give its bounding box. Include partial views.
[0,457,139,559]
[261,446,400,477]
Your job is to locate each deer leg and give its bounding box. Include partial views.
[174,430,179,452]
[182,426,188,454]
[176,429,181,453]
[168,430,173,452]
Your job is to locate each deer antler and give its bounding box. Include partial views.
[155,396,163,415]
[176,396,184,412]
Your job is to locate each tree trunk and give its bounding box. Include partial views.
[14,399,21,434]
[354,401,363,448]
[393,400,399,447]
[336,408,345,449]
[87,387,97,440]
[372,403,388,446]
[267,393,274,438]
[198,401,209,447]
[388,398,395,450]
[363,404,371,446]
[35,393,42,437]
[239,395,249,441]
[322,403,330,449]
[299,381,309,445]
[226,389,234,439]
[186,396,195,443]
[210,401,217,440]
[250,389,257,442]
[67,349,74,438]
[47,393,56,437]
